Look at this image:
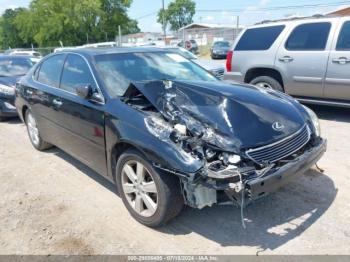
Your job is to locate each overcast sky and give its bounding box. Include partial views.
[1,0,348,32]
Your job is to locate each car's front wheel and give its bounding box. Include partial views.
[25,109,52,151]
[250,76,284,92]
[116,149,184,227]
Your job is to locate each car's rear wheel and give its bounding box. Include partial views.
[25,109,52,151]
[250,76,284,92]
[116,149,184,227]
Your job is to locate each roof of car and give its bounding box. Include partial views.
[58,47,165,57]
[0,55,36,60]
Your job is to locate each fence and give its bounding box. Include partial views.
[176,27,242,46]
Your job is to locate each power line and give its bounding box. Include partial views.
[135,11,158,20]
[196,1,350,13]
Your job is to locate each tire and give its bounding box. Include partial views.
[0,117,4,122]
[250,76,284,92]
[25,109,52,151]
[115,149,184,227]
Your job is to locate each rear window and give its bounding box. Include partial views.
[285,22,331,51]
[235,25,285,51]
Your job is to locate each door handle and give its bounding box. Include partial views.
[332,57,350,65]
[52,99,63,107]
[278,56,294,63]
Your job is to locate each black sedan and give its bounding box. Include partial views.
[15,48,326,227]
[0,55,34,121]
[210,41,231,59]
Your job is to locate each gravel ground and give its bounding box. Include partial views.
[0,105,349,255]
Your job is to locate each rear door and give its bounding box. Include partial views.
[55,54,107,175]
[275,21,335,98]
[324,18,350,100]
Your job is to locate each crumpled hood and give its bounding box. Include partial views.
[124,80,307,151]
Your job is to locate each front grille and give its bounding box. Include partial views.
[246,124,311,165]
[211,68,224,79]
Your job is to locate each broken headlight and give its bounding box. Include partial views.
[303,105,321,137]
[144,116,173,141]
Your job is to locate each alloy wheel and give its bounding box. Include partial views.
[27,112,40,146]
[256,81,273,89]
[121,160,158,217]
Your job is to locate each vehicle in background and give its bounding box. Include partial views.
[0,55,34,121]
[8,50,42,58]
[177,40,198,54]
[54,47,77,53]
[210,41,231,59]
[16,48,326,227]
[82,42,117,48]
[161,47,225,79]
[225,16,350,107]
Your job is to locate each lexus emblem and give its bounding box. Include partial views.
[272,122,284,131]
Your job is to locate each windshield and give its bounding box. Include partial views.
[214,41,230,48]
[0,57,33,77]
[94,51,217,97]
[168,48,197,60]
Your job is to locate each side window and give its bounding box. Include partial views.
[336,21,350,50]
[235,25,285,51]
[60,54,96,94]
[285,22,331,51]
[37,54,65,87]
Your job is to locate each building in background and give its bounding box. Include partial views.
[327,6,350,16]
[176,23,244,46]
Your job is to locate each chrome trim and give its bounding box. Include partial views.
[32,52,105,104]
[297,98,350,107]
[246,124,311,165]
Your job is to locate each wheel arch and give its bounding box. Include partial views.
[244,67,284,89]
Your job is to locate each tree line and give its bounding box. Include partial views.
[0,0,140,50]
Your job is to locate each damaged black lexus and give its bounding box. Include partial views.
[15,48,327,227]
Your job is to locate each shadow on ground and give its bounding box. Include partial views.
[47,146,336,253]
[307,104,350,123]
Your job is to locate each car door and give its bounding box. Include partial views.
[324,19,350,101]
[28,53,66,144]
[54,53,107,176]
[275,21,335,98]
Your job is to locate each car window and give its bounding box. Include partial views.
[60,54,96,94]
[214,41,230,47]
[336,21,350,50]
[235,25,285,51]
[37,54,65,88]
[285,22,331,51]
[0,57,33,77]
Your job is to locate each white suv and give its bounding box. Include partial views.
[224,16,350,107]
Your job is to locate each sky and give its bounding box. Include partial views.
[1,0,349,32]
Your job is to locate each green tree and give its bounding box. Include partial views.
[12,0,140,47]
[0,8,28,49]
[158,0,195,32]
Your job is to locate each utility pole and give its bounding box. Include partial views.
[236,15,240,40]
[118,25,122,47]
[162,0,166,45]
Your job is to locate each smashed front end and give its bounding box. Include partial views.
[122,80,327,210]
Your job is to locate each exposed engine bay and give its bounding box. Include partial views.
[121,80,324,216]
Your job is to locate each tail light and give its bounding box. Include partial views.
[226,50,233,72]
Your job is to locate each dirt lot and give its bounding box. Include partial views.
[0,105,349,255]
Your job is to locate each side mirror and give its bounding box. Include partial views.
[76,85,92,99]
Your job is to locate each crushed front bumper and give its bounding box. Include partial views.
[246,138,327,200]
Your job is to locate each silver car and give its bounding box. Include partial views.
[224,16,350,107]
